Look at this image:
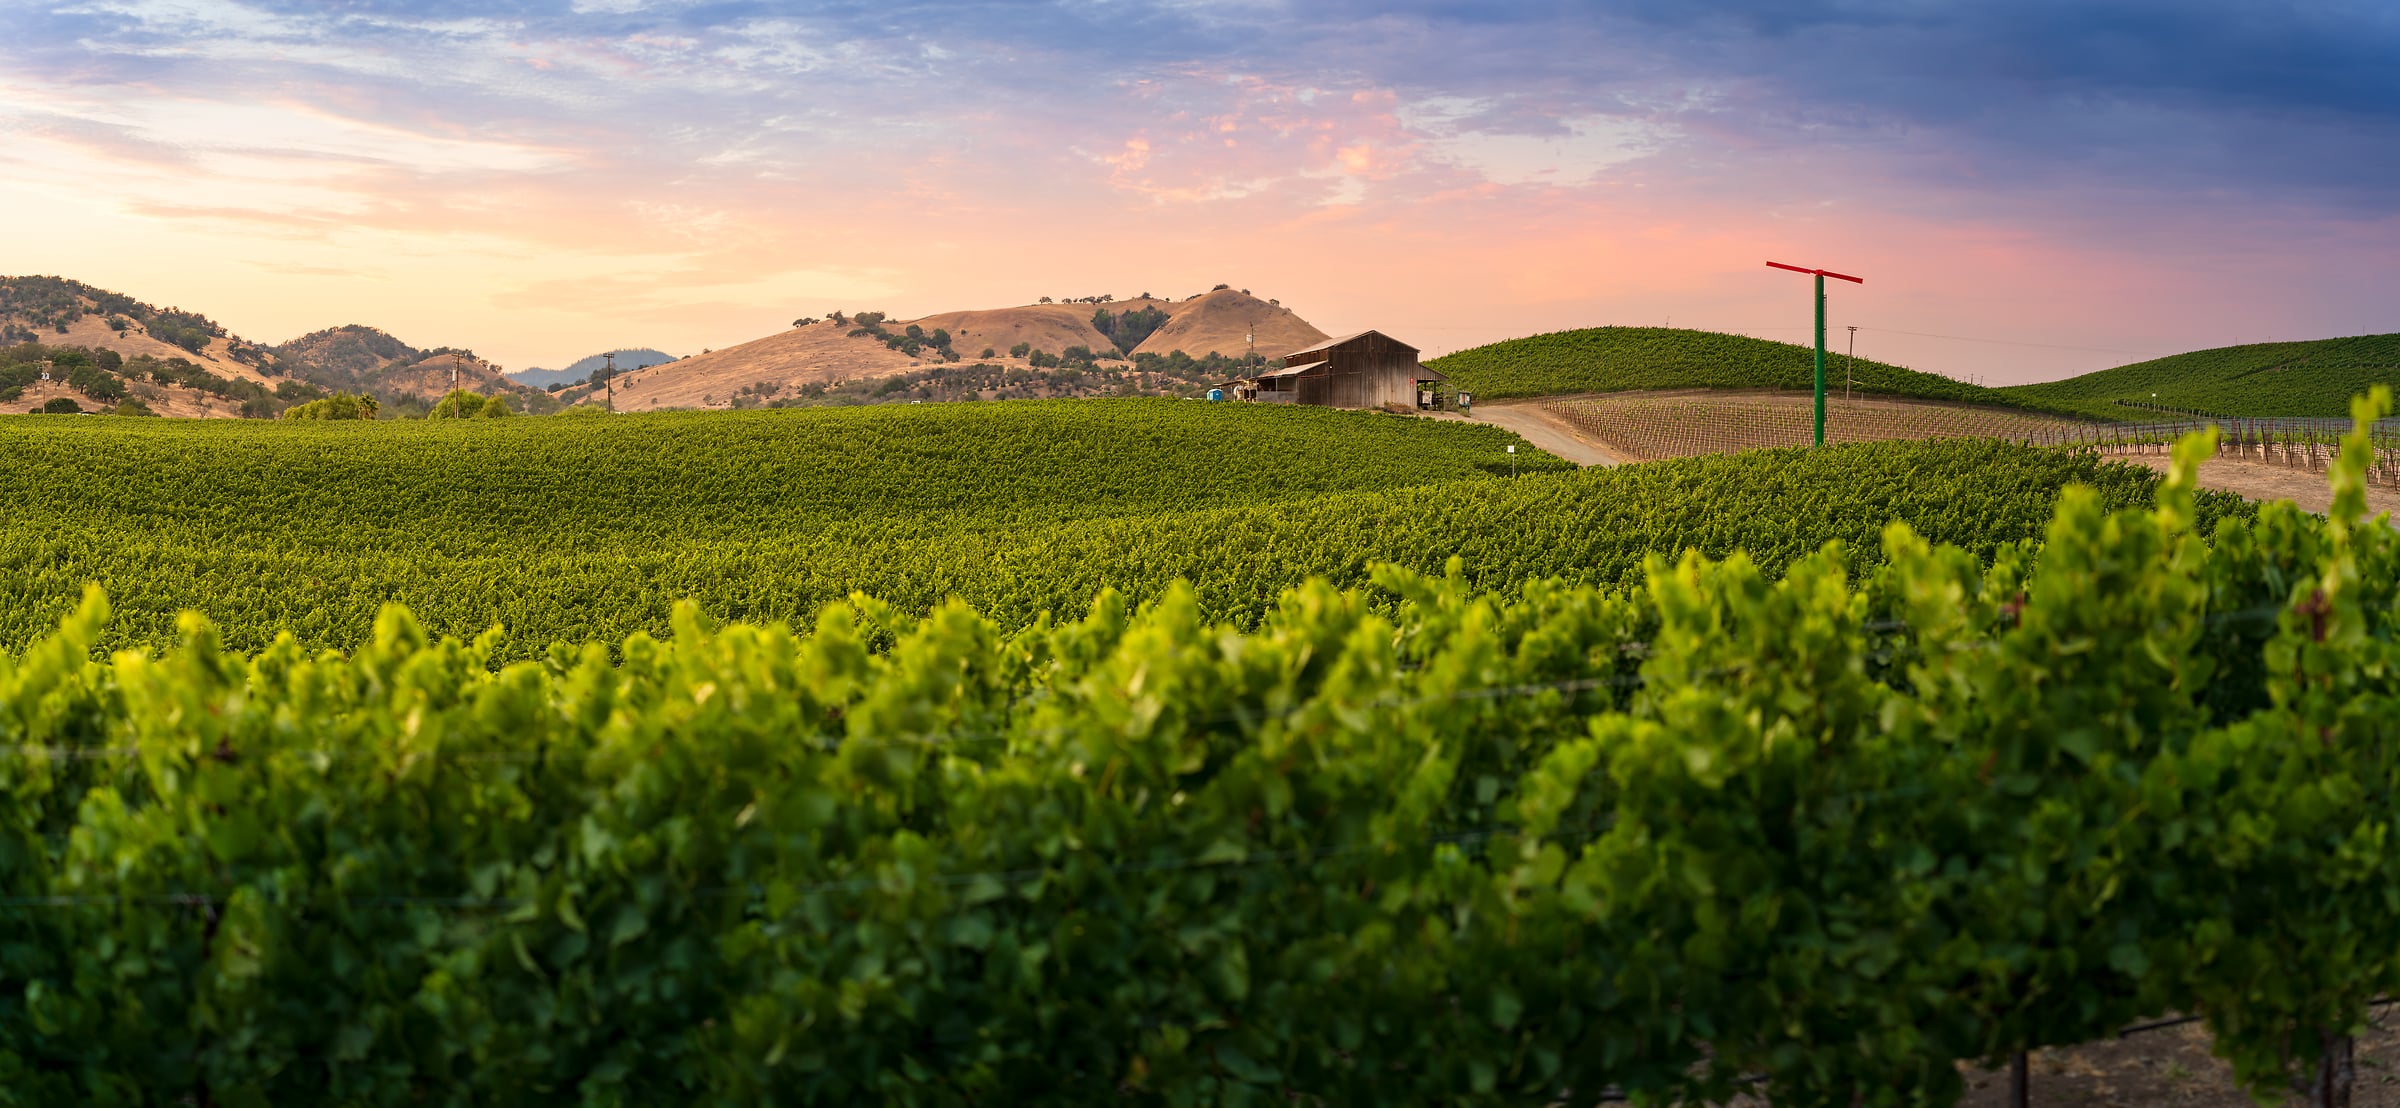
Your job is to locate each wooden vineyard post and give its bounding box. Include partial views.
[2298,1031,2354,1108]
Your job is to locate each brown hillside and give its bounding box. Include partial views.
[598,291,1335,411]
[1134,290,1328,361]
[13,377,243,419]
[278,325,420,381]
[903,302,1135,358]
[603,320,922,411]
[381,353,522,400]
[48,313,279,389]
[276,326,533,402]
[32,314,277,416]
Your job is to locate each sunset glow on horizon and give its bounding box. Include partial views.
[2,1,2394,381]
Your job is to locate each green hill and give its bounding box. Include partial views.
[2003,333,2400,419]
[1427,326,2107,417]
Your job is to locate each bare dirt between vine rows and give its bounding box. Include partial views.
[2121,453,2400,522]
[1707,1008,2400,1106]
[1958,1009,2400,1108]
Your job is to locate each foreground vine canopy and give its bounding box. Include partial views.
[1,392,2392,1105]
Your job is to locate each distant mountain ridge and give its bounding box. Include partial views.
[510,349,678,389]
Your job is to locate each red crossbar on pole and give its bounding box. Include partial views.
[1764,260,1867,449]
[1766,261,1865,285]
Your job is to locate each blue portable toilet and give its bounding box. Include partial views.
[1207,388,1225,402]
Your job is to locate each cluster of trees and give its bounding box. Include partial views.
[0,343,128,403]
[127,353,280,415]
[0,276,230,352]
[427,388,512,419]
[1037,292,1171,305]
[726,380,784,409]
[274,324,418,382]
[0,339,303,415]
[19,396,153,416]
[745,357,1267,409]
[845,311,959,361]
[1092,304,1171,354]
[980,343,1268,381]
[0,277,232,354]
[1131,348,1273,379]
[1053,345,1113,368]
[280,392,381,421]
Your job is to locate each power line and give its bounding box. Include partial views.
[1848,327,2160,358]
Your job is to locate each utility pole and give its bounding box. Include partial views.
[1766,261,1866,447]
[1846,325,1858,402]
[450,351,463,391]
[603,351,617,413]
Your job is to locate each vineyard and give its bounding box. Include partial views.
[2004,331,2400,418]
[1541,391,2400,490]
[0,401,2222,658]
[1425,327,2110,417]
[1540,391,2097,461]
[1,394,2396,1105]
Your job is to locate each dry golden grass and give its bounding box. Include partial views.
[52,314,278,388]
[604,319,923,411]
[604,289,1334,411]
[1134,289,1328,361]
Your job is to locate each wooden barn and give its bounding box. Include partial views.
[1235,330,1445,410]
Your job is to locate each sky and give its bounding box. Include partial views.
[0,1,2394,382]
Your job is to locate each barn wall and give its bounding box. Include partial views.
[1273,332,1426,410]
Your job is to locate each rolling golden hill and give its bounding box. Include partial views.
[600,288,1329,411]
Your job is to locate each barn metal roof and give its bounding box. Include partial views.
[1281,329,1421,359]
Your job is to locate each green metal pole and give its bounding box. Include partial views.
[1813,273,1827,447]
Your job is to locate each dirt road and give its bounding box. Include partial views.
[1469,401,1618,467]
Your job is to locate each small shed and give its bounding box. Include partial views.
[1236,330,1444,410]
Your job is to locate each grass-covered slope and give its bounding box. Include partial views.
[1428,326,2108,416]
[2005,333,2400,419]
[0,398,2227,656]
